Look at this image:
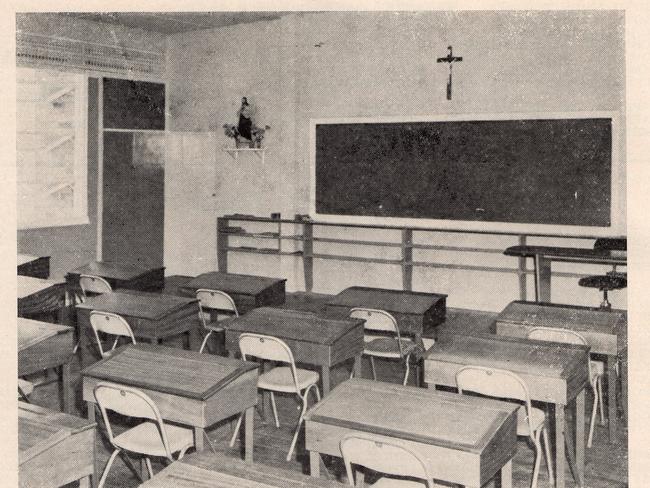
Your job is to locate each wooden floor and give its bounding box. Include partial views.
[26,292,628,487]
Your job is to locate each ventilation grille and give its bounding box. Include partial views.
[17,32,164,78]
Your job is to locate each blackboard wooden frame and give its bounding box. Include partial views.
[309,112,623,237]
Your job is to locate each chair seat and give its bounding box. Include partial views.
[113,420,194,458]
[370,478,428,487]
[516,405,546,437]
[18,378,34,397]
[258,367,320,393]
[365,337,417,358]
[578,274,627,291]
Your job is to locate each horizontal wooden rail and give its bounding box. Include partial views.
[217,215,614,297]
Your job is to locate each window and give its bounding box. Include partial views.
[17,66,88,229]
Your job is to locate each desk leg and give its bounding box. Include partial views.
[260,361,271,423]
[499,459,513,488]
[87,401,95,421]
[607,355,618,441]
[87,402,98,488]
[554,404,566,488]
[534,255,552,302]
[621,348,628,425]
[194,427,205,452]
[61,362,71,413]
[353,354,362,379]
[245,406,254,464]
[321,365,331,396]
[309,451,321,477]
[575,390,585,486]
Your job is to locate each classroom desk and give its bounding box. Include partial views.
[504,245,627,302]
[305,378,518,488]
[326,286,447,341]
[18,253,50,278]
[82,344,259,462]
[17,276,67,321]
[19,402,96,488]
[66,260,165,295]
[223,307,365,395]
[177,271,287,313]
[18,318,74,413]
[139,451,341,488]
[75,291,200,366]
[424,333,590,488]
[496,300,627,441]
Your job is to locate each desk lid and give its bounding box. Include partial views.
[18,318,72,352]
[76,291,197,320]
[140,452,340,487]
[183,272,286,295]
[305,378,516,453]
[18,403,95,465]
[68,261,162,280]
[224,307,364,345]
[17,276,64,299]
[425,332,589,378]
[82,344,259,400]
[17,254,41,266]
[498,301,627,334]
[328,286,447,314]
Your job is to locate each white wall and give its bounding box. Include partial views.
[165,11,626,311]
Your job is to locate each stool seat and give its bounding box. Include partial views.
[579,271,626,309]
[578,273,627,291]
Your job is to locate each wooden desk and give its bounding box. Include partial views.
[75,291,200,366]
[424,333,590,488]
[19,402,96,488]
[224,307,364,395]
[496,300,627,441]
[18,276,66,320]
[18,318,74,413]
[504,245,627,302]
[326,286,447,340]
[177,271,286,313]
[82,344,259,462]
[140,451,340,488]
[18,254,50,278]
[66,260,165,294]
[305,378,518,488]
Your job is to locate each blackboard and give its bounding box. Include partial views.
[314,117,613,227]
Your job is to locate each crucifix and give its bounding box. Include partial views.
[436,45,463,100]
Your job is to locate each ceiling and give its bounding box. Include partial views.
[63,12,290,35]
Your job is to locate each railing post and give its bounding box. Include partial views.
[402,228,413,291]
[217,217,229,272]
[518,235,527,300]
[303,221,314,292]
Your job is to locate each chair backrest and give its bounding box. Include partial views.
[89,311,136,357]
[94,382,174,460]
[79,274,112,297]
[340,434,433,488]
[196,289,238,325]
[455,365,534,434]
[350,307,404,354]
[527,327,592,379]
[238,333,300,392]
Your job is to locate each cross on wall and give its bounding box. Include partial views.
[436,45,463,100]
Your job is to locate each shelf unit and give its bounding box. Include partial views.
[222,147,266,161]
[217,214,605,295]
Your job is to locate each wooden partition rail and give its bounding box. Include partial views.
[216,215,602,297]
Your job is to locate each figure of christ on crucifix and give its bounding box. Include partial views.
[437,45,463,100]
